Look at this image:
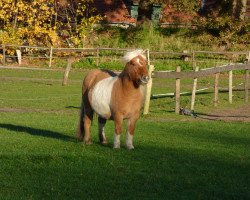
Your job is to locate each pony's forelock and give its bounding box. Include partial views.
[122,50,146,64]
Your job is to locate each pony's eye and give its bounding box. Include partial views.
[131,61,136,66]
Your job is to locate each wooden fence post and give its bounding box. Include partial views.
[143,65,154,115]
[183,50,189,61]
[214,73,220,107]
[175,66,181,114]
[62,58,74,86]
[16,49,22,65]
[244,69,249,102]
[2,44,6,65]
[229,70,233,104]
[147,49,150,66]
[96,48,100,66]
[192,51,195,70]
[49,46,53,67]
[191,66,199,111]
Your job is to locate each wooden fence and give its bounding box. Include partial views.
[143,63,250,114]
[1,44,249,115]
[1,44,249,69]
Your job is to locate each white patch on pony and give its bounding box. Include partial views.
[98,121,107,143]
[122,49,146,64]
[126,131,134,150]
[114,134,120,149]
[91,76,118,119]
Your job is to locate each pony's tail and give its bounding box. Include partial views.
[76,95,85,141]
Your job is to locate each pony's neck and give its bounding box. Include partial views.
[119,72,140,90]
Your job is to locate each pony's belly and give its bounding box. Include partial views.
[90,77,117,119]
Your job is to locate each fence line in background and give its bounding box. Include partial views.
[1,44,249,69]
[1,44,249,115]
[153,64,250,79]
[144,63,250,114]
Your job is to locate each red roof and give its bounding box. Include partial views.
[92,1,197,24]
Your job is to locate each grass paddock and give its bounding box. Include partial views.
[0,68,249,199]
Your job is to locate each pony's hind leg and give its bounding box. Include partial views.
[76,94,93,144]
[76,96,85,141]
[98,117,108,145]
[83,105,93,145]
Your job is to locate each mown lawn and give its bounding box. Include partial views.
[0,68,249,199]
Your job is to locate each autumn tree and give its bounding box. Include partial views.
[0,0,101,47]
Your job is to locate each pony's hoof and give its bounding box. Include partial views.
[126,145,134,150]
[113,140,120,149]
[113,144,120,149]
[76,137,83,142]
[84,140,92,145]
[101,140,108,145]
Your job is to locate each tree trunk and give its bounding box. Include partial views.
[240,0,247,20]
[233,0,247,20]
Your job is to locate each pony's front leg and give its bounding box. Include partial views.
[126,117,138,150]
[113,116,123,149]
[98,117,108,145]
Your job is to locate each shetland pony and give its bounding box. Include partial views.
[76,50,149,149]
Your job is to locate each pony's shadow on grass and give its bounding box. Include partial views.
[0,123,75,142]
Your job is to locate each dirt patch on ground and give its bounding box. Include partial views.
[144,104,250,123]
[197,104,250,122]
[1,105,250,122]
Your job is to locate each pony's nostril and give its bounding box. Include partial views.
[144,75,149,81]
[141,75,149,84]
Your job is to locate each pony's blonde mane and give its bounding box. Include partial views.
[122,50,147,64]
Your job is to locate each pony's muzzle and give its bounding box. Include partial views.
[140,75,150,84]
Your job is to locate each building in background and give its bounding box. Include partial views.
[92,0,197,27]
[92,0,250,28]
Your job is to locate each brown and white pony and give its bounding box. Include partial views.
[76,50,149,149]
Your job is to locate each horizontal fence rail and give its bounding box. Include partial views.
[1,44,249,69]
[153,63,250,79]
[143,63,250,114]
[1,44,249,115]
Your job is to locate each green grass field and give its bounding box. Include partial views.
[0,68,249,199]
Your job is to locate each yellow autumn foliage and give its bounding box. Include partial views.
[0,0,101,49]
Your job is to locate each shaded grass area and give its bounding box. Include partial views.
[1,112,250,200]
[1,114,250,199]
[0,68,250,199]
